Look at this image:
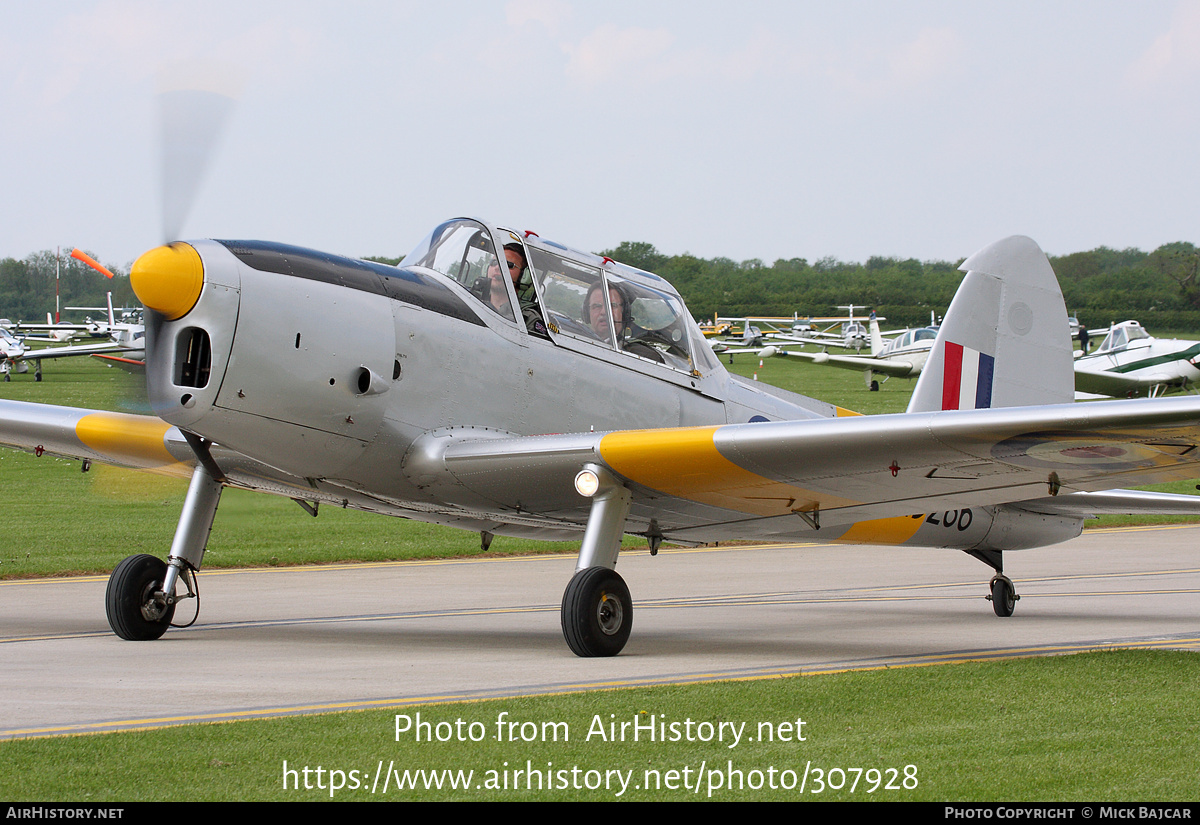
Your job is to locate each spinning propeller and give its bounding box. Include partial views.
[132,65,241,318]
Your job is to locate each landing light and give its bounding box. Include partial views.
[574,469,600,498]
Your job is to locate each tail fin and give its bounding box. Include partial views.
[106,292,115,328]
[907,236,1072,413]
[868,311,884,357]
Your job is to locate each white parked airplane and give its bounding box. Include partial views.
[11,294,146,378]
[0,327,32,379]
[1074,320,1200,398]
[760,312,938,390]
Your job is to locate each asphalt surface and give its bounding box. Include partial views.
[3,525,1199,739]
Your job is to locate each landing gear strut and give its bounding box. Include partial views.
[563,463,633,656]
[964,548,1020,618]
[105,462,223,640]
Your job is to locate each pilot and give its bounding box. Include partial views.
[485,256,514,317]
[503,242,548,338]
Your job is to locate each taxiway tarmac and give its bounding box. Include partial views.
[2,525,1199,739]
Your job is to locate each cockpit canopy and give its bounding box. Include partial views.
[401,218,719,376]
[1094,321,1149,354]
[888,327,938,352]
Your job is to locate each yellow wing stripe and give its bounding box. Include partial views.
[599,426,859,516]
[76,413,177,466]
[834,515,925,545]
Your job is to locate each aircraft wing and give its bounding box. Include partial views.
[769,348,918,377]
[0,400,326,501]
[17,341,133,361]
[429,396,1200,538]
[1073,365,1170,397]
[7,395,1200,544]
[1012,489,1200,517]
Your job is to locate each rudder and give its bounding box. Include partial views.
[908,236,1072,413]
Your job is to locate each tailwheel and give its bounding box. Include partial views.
[105,554,176,640]
[561,567,632,657]
[988,574,1019,618]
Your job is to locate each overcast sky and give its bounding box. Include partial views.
[2,1,1198,270]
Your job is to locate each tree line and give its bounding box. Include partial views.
[597,240,1200,332]
[4,240,1199,333]
[0,251,138,323]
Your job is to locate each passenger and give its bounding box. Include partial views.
[584,281,628,342]
[584,281,663,362]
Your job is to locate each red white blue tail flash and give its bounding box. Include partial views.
[941,342,995,410]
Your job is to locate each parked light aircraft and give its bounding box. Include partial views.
[0,327,31,378]
[712,308,883,361]
[782,305,875,350]
[6,221,1200,657]
[10,316,101,344]
[7,295,146,380]
[1074,320,1200,398]
[760,313,938,390]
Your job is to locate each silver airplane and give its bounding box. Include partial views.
[4,220,1200,658]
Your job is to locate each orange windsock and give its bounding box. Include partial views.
[70,248,114,278]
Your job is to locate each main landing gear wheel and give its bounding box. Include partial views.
[988,575,1018,618]
[105,554,176,640]
[561,567,632,657]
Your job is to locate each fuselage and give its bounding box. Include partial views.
[129,219,1085,553]
[140,221,835,514]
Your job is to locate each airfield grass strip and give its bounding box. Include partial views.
[1,649,1196,801]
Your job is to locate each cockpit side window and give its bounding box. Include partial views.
[604,274,695,371]
[527,248,610,345]
[401,219,515,322]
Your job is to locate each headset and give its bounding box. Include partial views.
[582,280,632,331]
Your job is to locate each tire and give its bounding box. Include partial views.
[990,576,1016,618]
[561,567,632,657]
[106,554,176,640]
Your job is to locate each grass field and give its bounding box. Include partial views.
[1,649,1196,801]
